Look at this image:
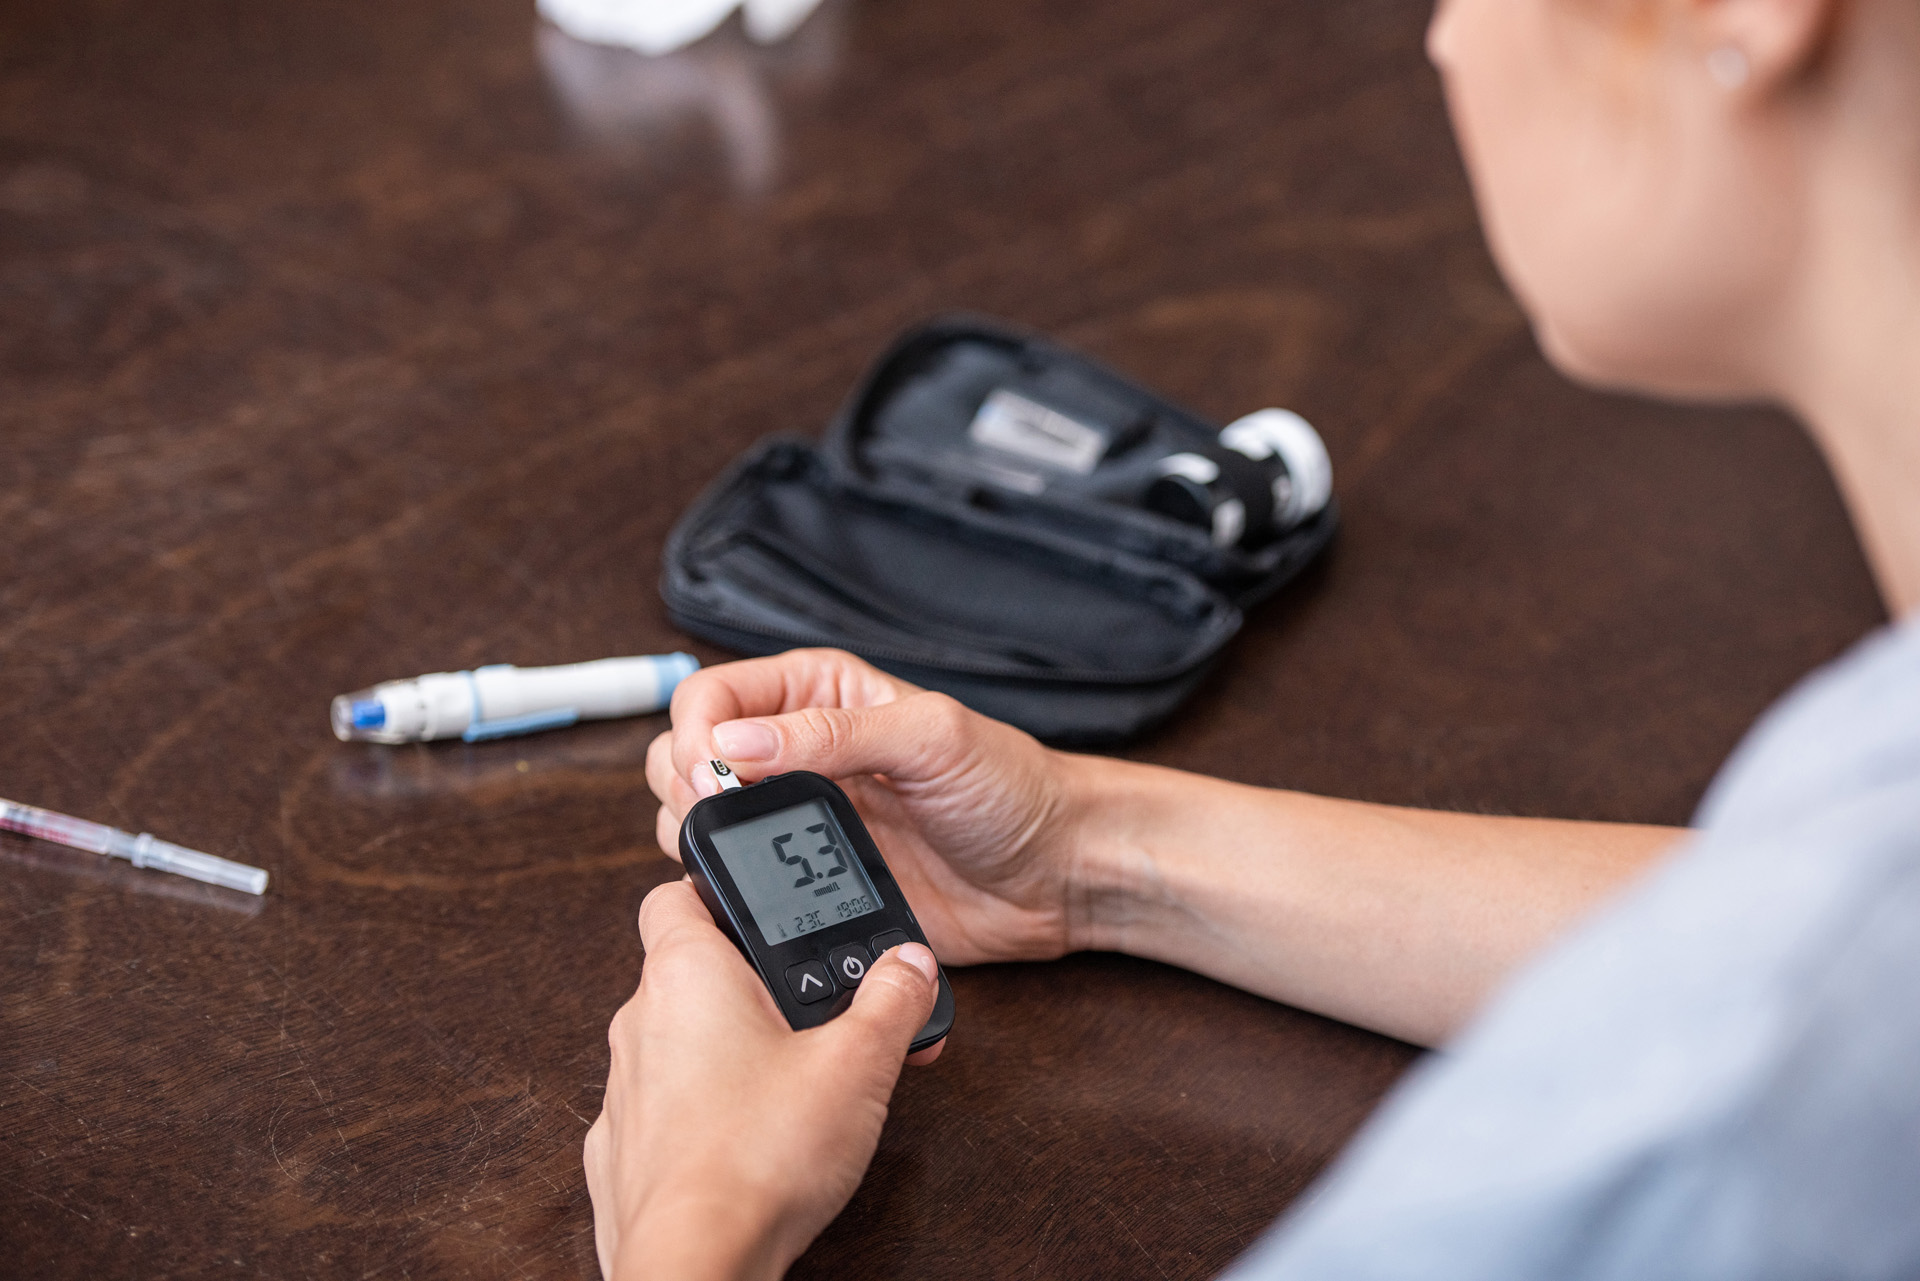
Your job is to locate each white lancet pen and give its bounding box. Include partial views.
[0,798,270,895]
[331,653,699,744]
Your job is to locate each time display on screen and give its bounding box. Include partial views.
[707,799,884,948]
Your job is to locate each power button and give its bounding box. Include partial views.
[827,944,871,988]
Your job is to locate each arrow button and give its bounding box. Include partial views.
[784,959,835,1005]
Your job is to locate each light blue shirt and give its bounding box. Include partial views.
[1233,615,1920,1280]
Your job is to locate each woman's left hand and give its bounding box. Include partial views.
[584,880,943,1281]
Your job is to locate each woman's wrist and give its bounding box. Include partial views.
[614,1187,794,1281]
[1051,752,1191,958]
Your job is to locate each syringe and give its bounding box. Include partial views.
[0,798,269,895]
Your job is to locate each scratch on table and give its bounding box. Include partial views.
[1142,1118,1230,1224]
[6,1070,58,1101]
[260,958,338,1032]
[0,1170,95,1222]
[8,899,85,927]
[267,1099,295,1182]
[460,1098,485,1156]
[282,1021,355,1169]
[1088,1190,1173,1281]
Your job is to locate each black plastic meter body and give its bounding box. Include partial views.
[679,765,956,1053]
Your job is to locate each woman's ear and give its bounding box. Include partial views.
[1691,0,1837,95]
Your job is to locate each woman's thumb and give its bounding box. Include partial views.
[833,943,941,1059]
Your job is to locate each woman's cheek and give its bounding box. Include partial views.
[1434,0,1566,299]
[1430,0,1672,389]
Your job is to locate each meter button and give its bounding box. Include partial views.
[869,929,911,957]
[784,960,835,1005]
[828,944,872,988]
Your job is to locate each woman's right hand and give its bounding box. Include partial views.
[644,649,1084,965]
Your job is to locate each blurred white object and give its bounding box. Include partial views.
[536,0,843,192]
[537,0,826,54]
[741,0,823,42]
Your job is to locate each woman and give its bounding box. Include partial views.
[585,0,1920,1275]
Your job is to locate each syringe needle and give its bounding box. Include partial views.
[0,798,269,895]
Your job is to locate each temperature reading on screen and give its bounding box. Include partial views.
[708,798,885,947]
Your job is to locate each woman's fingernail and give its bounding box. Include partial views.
[713,720,779,762]
[693,767,721,798]
[895,943,938,984]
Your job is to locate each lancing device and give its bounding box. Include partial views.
[331,653,699,744]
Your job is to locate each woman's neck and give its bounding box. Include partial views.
[1777,65,1920,621]
[1792,295,1920,622]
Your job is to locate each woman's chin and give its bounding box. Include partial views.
[1533,318,1766,406]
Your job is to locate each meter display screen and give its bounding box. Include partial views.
[707,799,884,947]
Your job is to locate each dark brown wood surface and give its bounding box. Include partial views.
[0,0,1886,1276]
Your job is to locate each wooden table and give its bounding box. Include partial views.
[0,0,1884,1275]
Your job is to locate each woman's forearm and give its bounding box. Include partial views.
[1057,755,1681,1046]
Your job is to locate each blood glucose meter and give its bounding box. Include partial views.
[679,762,956,1052]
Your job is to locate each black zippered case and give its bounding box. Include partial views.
[661,315,1337,745]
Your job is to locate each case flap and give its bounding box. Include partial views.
[661,440,1242,698]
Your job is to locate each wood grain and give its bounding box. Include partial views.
[0,0,1884,1276]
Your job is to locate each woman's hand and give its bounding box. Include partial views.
[645,649,1083,965]
[584,880,943,1281]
